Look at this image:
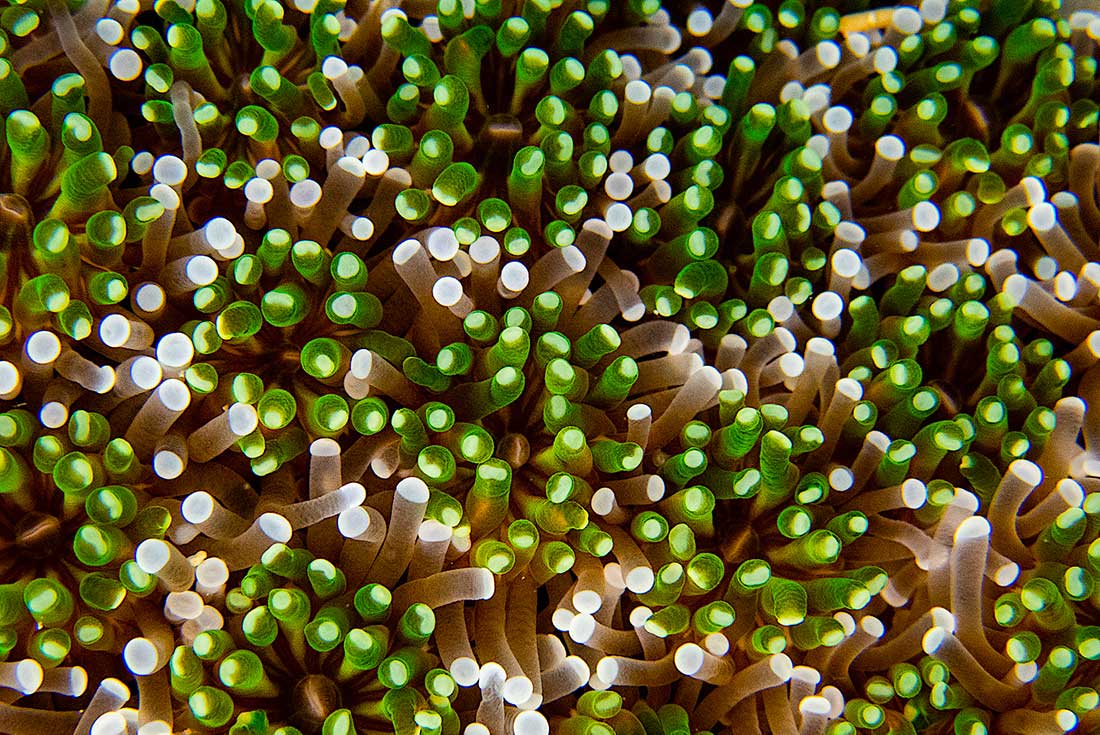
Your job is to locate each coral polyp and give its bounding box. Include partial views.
[0,0,1099,734]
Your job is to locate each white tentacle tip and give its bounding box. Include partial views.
[953,515,991,542]
[922,626,947,655]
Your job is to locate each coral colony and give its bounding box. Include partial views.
[1,0,1100,733]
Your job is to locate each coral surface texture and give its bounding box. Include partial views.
[0,0,1099,734]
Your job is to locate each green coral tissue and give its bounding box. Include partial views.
[0,0,1098,733]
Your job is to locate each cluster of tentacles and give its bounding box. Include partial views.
[0,0,1099,734]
